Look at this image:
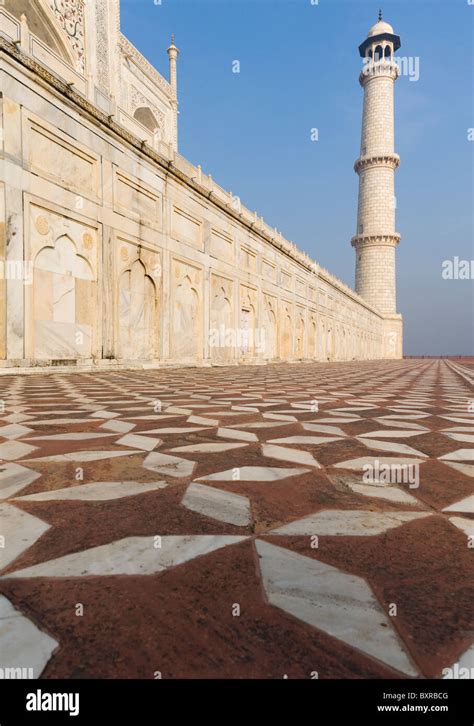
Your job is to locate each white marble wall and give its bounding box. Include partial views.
[0,18,402,369]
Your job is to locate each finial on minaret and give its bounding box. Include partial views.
[167,34,178,54]
[378,8,383,21]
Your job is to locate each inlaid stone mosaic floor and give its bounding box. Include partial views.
[0,359,473,679]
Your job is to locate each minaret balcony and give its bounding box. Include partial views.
[359,60,399,85]
[354,154,400,174]
[351,233,401,249]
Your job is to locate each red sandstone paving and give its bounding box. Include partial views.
[264,516,474,678]
[410,461,474,511]
[0,541,400,680]
[0,359,472,679]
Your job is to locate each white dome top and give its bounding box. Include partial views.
[367,19,394,37]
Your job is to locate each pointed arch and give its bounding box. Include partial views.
[210,284,233,363]
[32,233,95,360]
[133,107,161,135]
[172,274,201,360]
[118,259,157,360]
[5,0,76,67]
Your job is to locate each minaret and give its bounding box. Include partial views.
[167,35,179,152]
[351,11,401,316]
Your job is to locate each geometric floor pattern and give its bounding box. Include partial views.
[0,358,473,678]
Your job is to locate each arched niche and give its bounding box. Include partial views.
[239,295,255,358]
[263,300,277,360]
[33,235,95,360]
[118,259,157,360]
[172,274,200,360]
[133,107,161,135]
[279,305,292,359]
[210,285,233,362]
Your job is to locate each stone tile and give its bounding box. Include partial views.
[90,411,120,419]
[169,443,247,453]
[263,413,297,422]
[268,436,341,445]
[271,510,430,536]
[440,449,474,462]
[448,517,474,537]
[302,423,347,436]
[333,456,425,471]
[443,433,474,444]
[0,464,41,500]
[27,450,143,463]
[116,433,162,451]
[227,422,288,429]
[0,595,58,677]
[141,427,208,434]
[143,452,196,478]
[256,540,417,676]
[0,504,50,570]
[261,444,320,468]
[187,415,219,426]
[458,644,474,669]
[217,428,258,442]
[0,424,34,439]
[15,481,168,502]
[25,433,115,441]
[197,467,310,482]
[1,414,33,424]
[380,414,430,421]
[0,441,38,461]
[442,495,474,513]
[356,438,428,458]
[182,482,251,526]
[358,429,426,439]
[378,420,429,431]
[164,406,193,415]
[312,417,361,424]
[7,535,247,578]
[347,483,421,505]
[440,416,474,425]
[99,420,136,433]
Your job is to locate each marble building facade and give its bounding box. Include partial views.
[0,0,403,371]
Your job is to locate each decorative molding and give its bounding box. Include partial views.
[95,0,109,92]
[119,33,173,99]
[359,61,399,85]
[351,233,401,248]
[354,153,400,174]
[49,0,85,74]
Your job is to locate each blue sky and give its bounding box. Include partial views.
[120,0,474,356]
